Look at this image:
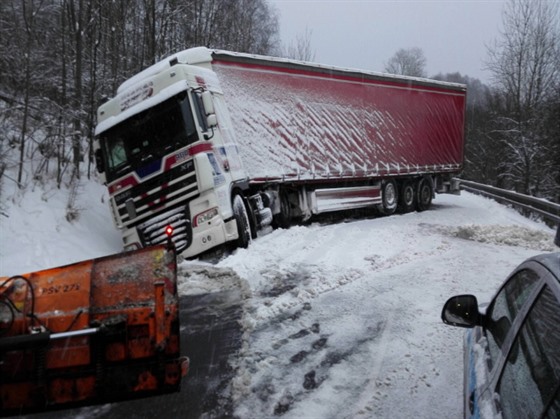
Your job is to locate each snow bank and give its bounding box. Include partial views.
[449,224,555,251]
[0,178,122,276]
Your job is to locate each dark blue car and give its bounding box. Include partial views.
[442,230,560,419]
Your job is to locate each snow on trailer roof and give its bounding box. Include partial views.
[117,47,466,97]
[211,49,467,93]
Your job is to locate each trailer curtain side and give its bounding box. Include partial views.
[211,53,466,183]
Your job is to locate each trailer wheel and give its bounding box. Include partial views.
[233,194,252,248]
[416,178,433,212]
[378,180,398,215]
[398,181,416,213]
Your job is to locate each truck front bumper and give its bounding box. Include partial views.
[181,217,238,258]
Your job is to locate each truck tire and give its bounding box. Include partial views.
[416,178,433,212]
[378,180,398,216]
[233,194,252,248]
[398,181,416,213]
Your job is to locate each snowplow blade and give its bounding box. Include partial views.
[0,245,188,416]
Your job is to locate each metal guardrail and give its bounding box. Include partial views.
[457,179,560,225]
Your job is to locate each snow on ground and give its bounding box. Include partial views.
[196,193,555,419]
[1,178,122,276]
[1,183,556,418]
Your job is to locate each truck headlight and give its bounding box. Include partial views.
[194,207,219,227]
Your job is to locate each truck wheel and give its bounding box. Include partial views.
[398,181,416,213]
[378,180,398,215]
[233,194,252,248]
[416,178,433,211]
[272,191,292,229]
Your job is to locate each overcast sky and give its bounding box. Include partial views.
[270,0,506,83]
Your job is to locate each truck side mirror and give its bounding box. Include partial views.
[201,91,215,115]
[201,91,218,128]
[95,148,105,173]
[441,295,480,328]
[207,114,218,128]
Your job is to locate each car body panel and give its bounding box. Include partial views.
[453,252,560,419]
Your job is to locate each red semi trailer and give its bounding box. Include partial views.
[94,48,466,258]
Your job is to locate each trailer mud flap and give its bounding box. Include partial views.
[0,245,188,416]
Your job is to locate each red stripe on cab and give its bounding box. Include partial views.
[109,176,138,195]
[188,143,213,156]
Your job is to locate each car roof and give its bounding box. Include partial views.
[528,252,560,280]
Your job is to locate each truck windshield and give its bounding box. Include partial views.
[100,94,199,182]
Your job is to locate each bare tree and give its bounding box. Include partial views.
[13,0,55,187]
[487,0,559,118]
[66,0,86,181]
[433,73,502,186]
[178,0,279,55]
[282,27,316,61]
[485,0,560,197]
[0,0,282,195]
[384,47,427,77]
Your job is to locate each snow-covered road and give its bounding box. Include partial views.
[179,193,555,418]
[1,185,556,418]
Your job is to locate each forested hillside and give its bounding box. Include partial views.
[0,0,558,207]
[0,0,279,195]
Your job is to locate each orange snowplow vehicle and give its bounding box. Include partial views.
[0,244,188,416]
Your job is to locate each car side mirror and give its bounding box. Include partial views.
[441,295,481,328]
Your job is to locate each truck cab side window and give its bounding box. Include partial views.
[180,98,198,144]
[108,138,126,169]
[485,269,539,368]
[191,92,208,133]
[497,285,560,419]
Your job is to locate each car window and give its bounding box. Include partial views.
[485,269,540,368]
[497,285,560,419]
[543,389,560,419]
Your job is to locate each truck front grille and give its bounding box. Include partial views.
[137,206,192,254]
[115,160,198,228]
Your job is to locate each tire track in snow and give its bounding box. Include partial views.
[349,310,395,419]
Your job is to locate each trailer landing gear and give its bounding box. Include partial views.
[272,190,293,229]
[233,194,252,248]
